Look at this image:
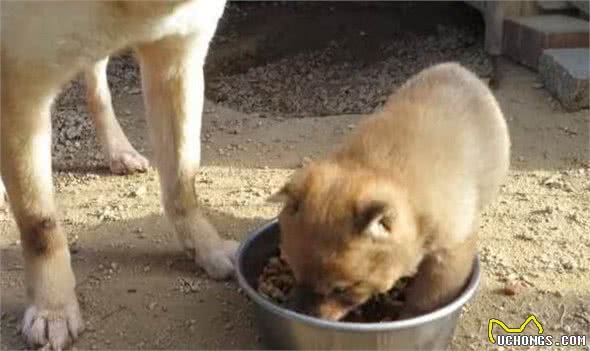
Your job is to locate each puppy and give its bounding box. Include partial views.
[271,62,510,321]
[1,1,237,349]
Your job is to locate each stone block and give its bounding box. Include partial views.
[539,48,589,111]
[503,15,589,69]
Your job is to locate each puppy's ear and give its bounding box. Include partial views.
[268,182,302,214]
[267,184,293,203]
[267,169,306,204]
[354,200,396,240]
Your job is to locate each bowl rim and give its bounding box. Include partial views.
[236,218,481,332]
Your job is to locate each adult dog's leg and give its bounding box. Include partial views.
[85,57,149,175]
[135,34,237,280]
[0,177,6,208]
[1,78,84,349]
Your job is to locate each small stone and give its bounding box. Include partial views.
[129,186,146,197]
[148,302,157,310]
[128,87,141,95]
[143,265,151,273]
[543,174,564,189]
[562,261,575,270]
[110,262,118,270]
[503,280,526,296]
[505,273,519,281]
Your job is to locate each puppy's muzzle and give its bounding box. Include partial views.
[287,286,350,321]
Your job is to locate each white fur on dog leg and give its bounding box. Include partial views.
[0,178,6,208]
[108,149,149,175]
[48,319,68,351]
[195,239,239,280]
[21,302,84,350]
[174,212,239,280]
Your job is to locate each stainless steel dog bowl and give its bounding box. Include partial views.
[236,219,481,350]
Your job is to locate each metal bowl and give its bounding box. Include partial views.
[236,219,481,350]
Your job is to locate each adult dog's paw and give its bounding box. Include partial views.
[21,301,84,351]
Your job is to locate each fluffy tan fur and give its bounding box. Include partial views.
[272,62,510,321]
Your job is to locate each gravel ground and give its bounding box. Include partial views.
[49,1,492,172]
[2,2,589,350]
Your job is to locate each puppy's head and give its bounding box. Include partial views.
[269,161,421,321]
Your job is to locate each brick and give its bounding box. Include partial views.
[539,48,589,111]
[502,15,589,69]
[570,1,590,16]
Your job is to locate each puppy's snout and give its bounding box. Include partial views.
[287,286,351,321]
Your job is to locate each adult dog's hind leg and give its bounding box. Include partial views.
[0,176,6,208]
[1,77,84,350]
[85,57,149,175]
[136,34,238,280]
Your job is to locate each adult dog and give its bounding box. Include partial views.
[1,1,236,349]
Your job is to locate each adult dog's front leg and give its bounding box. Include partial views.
[136,34,237,280]
[1,81,84,349]
[85,57,149,175]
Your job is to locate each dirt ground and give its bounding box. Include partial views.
[1,2,589,350]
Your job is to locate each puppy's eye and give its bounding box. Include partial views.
[332,280,364,295]
[332,282,359,296]
[379,217,392,232]
[286,200,300,214]
[332,286,348,295]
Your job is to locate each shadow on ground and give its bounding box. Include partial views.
[1,208,267,350]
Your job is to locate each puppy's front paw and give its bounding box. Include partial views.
[21,300,84,350]
[195,239,239,280]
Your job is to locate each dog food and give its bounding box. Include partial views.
[257,253,411,323]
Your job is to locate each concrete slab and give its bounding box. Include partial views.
[539,48,589,111]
